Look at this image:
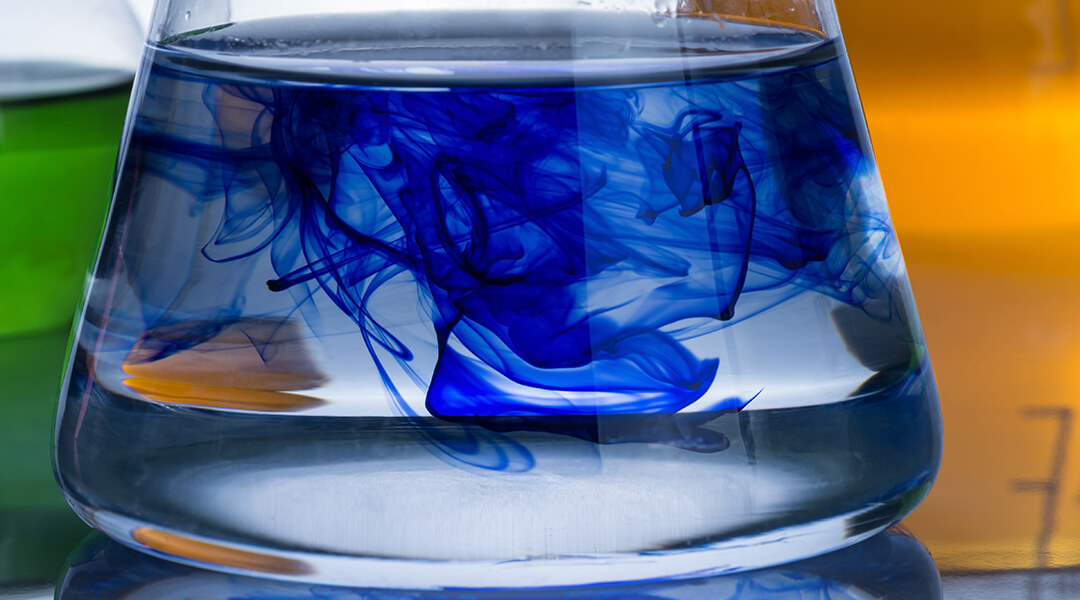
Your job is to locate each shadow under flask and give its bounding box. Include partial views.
[54,0,944,589]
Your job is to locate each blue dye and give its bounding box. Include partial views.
[54,14,941,574]
[94,34,912,431]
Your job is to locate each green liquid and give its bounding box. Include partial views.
[0,83,130,337]
[0,330,91,585]
[0,79,128,586]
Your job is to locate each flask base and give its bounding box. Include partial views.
[66,490,922,590]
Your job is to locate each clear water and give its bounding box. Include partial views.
[55,11,942,588]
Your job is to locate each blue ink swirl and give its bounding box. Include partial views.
[119,41,904,460]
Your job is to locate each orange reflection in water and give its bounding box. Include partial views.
[132,527,313,575]
[122,319,327,413]
[839,0,1080,571]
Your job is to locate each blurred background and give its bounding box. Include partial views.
[3,0,1080,597]
[838,0,1080,578]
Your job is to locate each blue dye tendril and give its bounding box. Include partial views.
[119,44,900,459]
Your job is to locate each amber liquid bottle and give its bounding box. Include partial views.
[840,0,1080,571]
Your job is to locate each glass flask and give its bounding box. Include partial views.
[53,0,944,588]
[56,527,942,599]
[0,0,142,338]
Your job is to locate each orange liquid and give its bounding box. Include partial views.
[839,0,1080,571]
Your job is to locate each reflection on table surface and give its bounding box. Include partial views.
[50,527,938,600]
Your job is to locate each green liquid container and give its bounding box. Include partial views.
[0,81,130,337]
[0,1,143,589]
[0,75,131,587]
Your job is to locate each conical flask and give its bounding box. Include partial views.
[54,0,944,589]
[0,0,143,337]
